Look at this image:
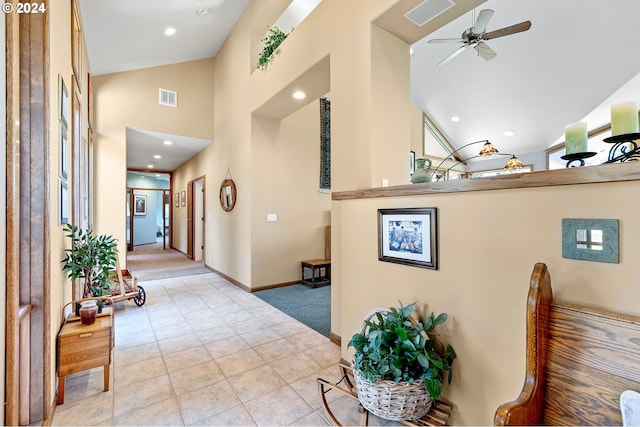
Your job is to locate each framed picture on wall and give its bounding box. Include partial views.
[181,190,186,207]
[59,180,69,225]
[175,192,179,207]
[378,207,438,270]
[58,74,69,127]
[134,195,147,215]
[59,123,69,180]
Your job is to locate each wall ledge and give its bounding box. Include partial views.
[332,162,640,201]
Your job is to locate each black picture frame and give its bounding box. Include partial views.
[378,207,438,270]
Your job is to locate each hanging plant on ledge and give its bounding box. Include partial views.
[257,26,292,70]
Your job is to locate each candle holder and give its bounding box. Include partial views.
[603,132,640,163]
[560,151,597,168]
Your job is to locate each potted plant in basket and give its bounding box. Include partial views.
[348,301,456,421]
[61,224,118,305]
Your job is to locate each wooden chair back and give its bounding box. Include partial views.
[494,263,640,426]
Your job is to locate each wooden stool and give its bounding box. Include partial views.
[301,259,331,288]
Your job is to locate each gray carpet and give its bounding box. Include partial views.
[254,284,331,337]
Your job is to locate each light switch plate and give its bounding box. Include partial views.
[562,218,619,263]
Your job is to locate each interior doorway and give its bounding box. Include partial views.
[186,177,206,261]
[126,171,171,252]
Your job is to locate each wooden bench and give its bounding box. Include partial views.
[494,263,640,426]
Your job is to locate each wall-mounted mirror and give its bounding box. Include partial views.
[219,179,236,212]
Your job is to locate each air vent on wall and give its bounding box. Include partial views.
[159,88,177,107]
[404,0,455,27]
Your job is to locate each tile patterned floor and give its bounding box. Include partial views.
[51,272,384,426]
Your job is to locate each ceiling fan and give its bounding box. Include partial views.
[428,9,531,66]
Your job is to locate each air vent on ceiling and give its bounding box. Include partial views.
[404,0,455,27]
[159,88,177,107]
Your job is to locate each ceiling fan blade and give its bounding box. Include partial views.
[474,41,496,61]
[438,45,468,66]
[428,38,464,44]
[472,9,494,34]
[484,20,532,40]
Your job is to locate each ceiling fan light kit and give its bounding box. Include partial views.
[428,9,532,66]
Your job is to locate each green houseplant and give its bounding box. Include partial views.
[61,224,119,299]
[348,301,456,420]
[257,26,291,70]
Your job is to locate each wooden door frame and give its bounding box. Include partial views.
[5,3,52,424]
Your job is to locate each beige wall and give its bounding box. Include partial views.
[336,179,640,425]
[92,58,215,259]
[48,0,89,407]
[251,100,331,288]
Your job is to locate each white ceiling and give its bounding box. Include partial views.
[411,0,640,161]
[78,0,640,171]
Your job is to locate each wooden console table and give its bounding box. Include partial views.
[56,304,113,404]
[301,259,331,288]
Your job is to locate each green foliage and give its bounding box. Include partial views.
[61,224,118,298]
[348,301,456,400]
[257,26,292,70]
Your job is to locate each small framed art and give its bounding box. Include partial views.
[378,207,438,270]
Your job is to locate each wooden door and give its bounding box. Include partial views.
[186,181,194,259]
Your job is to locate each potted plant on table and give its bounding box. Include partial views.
[348,301,456,421]
[61,224,118,314]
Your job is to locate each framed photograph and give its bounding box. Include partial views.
[181,190,186,207]
[134,195,147,215]
[59,122,68,179]
[175,192,179,207]
[410,151,416,175]
[378,207,438,270]
[59,180,69,225]
[58,74,69,127]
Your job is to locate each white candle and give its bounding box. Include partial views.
[565,122,588,155]
[611,101,638,136]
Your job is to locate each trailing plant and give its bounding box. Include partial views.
[257,26,291,70]
[61,224,118,299]
[348,301,456,400]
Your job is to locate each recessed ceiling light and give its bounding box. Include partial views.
[292,90,306,100]
[164,140,173,146]
[504,130,515,137]
[154,154,162,159]
[198,8,209,15]
[451,116,460,122]
[147,164,155,168]
[164,27,176,36]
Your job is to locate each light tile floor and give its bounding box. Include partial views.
[51,272,386,426]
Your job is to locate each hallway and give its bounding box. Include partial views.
[51,268,350,425]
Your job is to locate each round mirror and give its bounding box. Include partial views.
[219,179,236,212]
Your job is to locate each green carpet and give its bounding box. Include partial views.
[254,284,330,337]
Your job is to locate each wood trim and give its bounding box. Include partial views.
[332,161,640,201]
[210,268,251,293]
[5,4,51,424]
[250,280,300,292]
[329,332,341,346]
[5,4,21,424]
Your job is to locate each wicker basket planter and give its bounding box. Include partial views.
[348,303,456,422]
[353,369,432,421]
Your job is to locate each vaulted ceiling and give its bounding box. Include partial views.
[78,0,640,170]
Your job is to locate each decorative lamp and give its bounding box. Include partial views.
[504,155,524,171]
[431,139,496,181]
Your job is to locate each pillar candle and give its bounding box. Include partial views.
[611,101,639,136]
[565,122,588,155]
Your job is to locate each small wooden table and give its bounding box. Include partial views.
[301,259,331,288]
[56,307,113,404]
